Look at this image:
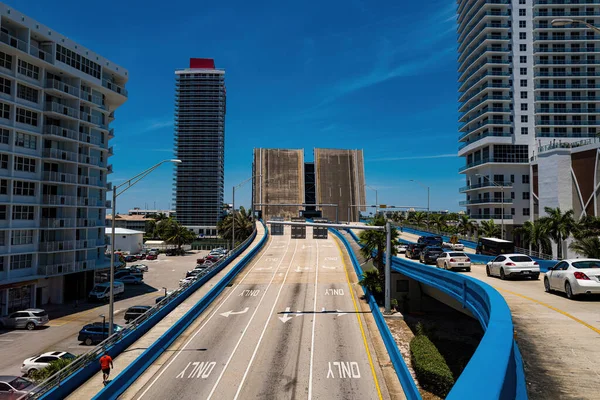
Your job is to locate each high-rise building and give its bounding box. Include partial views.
[456,0,600,238]
[174,58,225,237]
[0,3,127,313]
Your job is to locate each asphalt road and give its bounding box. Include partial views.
[0,251,206,377]
[127,229,388,400]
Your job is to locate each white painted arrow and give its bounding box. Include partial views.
[279,307,293,323]
[320,307,347,317]
[295,310,303,317]
[335,310,347,317]
[255,266,273,271]
[220,307,249,318]
[295,266,311,272]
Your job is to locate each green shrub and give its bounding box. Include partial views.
[410,334,455,398]
[29,357,76,382]
[358,269,382,294]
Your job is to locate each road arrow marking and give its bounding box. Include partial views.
[320,307,347,317]
[220,307,249,318]
[255,266,273,271]
[295,310,303,317]
[335,310,347,317]
[279,307,293,323]
[295,266,311,272]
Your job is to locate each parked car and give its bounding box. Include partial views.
[436,252,471,271]
[78,323,123,345]
[146,254,158,260]
[127,264,148,272]
[0,376,38,397]
[114,270,142,280]
[179,277,195,286]
[544,259,600,299]
[124,255,137,262]
[486,254,540,280]
[116,275,143,285]
[405,244,425,260]
[0,309,49,331]
[134,253,146,260]
[396,245,407,254]
[88,282,125,302]
[124,306,152,323]
[21,351,76,376]
[420,246,444,265]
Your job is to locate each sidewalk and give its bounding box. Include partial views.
[67,223,266,399]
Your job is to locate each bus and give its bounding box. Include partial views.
[476,237,514,256]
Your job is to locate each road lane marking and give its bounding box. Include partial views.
[308,238,320,400]
[495,287,600,335]
[230,240,304,400]
[335,237,383,400]
[327,361,361,378]
[278,307,293,323]
[219,308,249,318]
[325,288,344,296]
[137,235,287,398]
[322,265,337,270]
[176,361,216,379]
[238,290,260,297]
[213,239,299,400]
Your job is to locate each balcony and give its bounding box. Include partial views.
[105,200,112,208]
[43,125,79,141]
[79,133,102,147]
[459,82,511,104]
[45,102,78,119]
[78,153,100,166]
[42,195,77,206]
[536,108,596,113]
[77,175,101,186]
[108,128,114,138]
[536,95,597,101]
[458,34,511,64]
[102,79,128,97]
[535,83,600,89]
[45,79,78,97]
[459,198,513,206]
[534,34,600,41]
[459,47,511,73]
[536,120,600,126]
[534,11,600,17]
[459,120,512,140]
[0,31,27,52]
[40,218,76,228]
[77,218,97,227]
[459,181,513,193]
[459,157,529,173]
[80,111,103,126]
[459,108,512,130]
[106,182,113,191]
[30,45,53,64]
[534,0,600,4]
[536,59,600,65]
[96,238,105,246]
[468,214,513,220]
[80,90,105,110]
[108,146,114,155]
[39,241,74,252]
[534,71,600,77]
[74,259,96,272]
[458,132,512,150]
[42,171,78,184]
[75,240,91,249]
[534,48,600,53]
[43,148,78,163]
[38,259,97,277]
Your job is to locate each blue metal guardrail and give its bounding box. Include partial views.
[329,228,421,400]
[94,222,269,399]
[37,222,266,400]
[346,229,528,400]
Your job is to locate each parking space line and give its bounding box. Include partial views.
[335,237,383,400]
[495,287,600,335]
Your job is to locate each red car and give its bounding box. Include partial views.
[135,254,146,260]
[196,255,220,264]
[146,254,157,260]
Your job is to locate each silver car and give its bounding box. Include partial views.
[0,309,49,330]
[0,376,38,398]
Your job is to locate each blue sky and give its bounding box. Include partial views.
[11,0,462,213]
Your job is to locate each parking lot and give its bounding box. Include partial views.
[0,251,207,377]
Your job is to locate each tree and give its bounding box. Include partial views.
[479,219,501,238]
[569,237,600,258]
[156,218,179,240]
[456,215,476,237]
[358,215,399,285]
[145,219,157,239]
[573,215,600,240]
[514,220,552,255]
[217,206,254,244]
[539,207,575,259]
[163,224,196,251]
[358,269,382,299]
[410,211,427,227]
[430,214,447,232]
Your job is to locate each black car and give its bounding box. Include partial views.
[124,306,151,323]
[124,255,137,262]
[418,236,443,247]
[406,244,426,259]
[78,322,123,345]
[420,246,444,264]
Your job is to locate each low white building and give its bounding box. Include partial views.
[105,228,144,254]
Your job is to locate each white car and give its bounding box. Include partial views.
[397,245,407,254]
[179,277,195,286]
[442,242,465,251]
[436,252,471,271]
[486,254,540,280]
[116,275,143,285]
[544,259,600,299]
[21,351,76,376]
[128,264,148,272]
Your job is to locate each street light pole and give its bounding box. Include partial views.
[108,159,181,335]
[364,184,378,217]
[385,221,392,314]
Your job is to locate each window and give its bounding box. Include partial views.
[17,60,39,80]
[16,84,38,103]
[15,108,38,127]
[55,45,101,79]
[511,208,515,215]
[0,102,9,119]
[10,253,32,270]
[523,192,530,200]
[523,208,530,216]
[520,56,527,63]
[0,153,7,169]
[519,21,526,28]
[14,132,37,149]
[519,44,527,52]
[12,205,34,220]
[522,174,530,184]
[0,205,5,219]
[11,230,33,245]
[0,76,10,95]
[520,103,528,111]
[519,32,526,40]
[520,68,527,75]
[511,191,515,199]
[0,231,4,246]
[521,127,529,135]
[520,91,528,99]
[519,0,526,3]
[13,181,35,196]
[519,9,526,16]
[0,128,8,144]
[521,115,528,123]
[0,51,12,70]
[494,144,529,163]
[14,156,36,173]
[520,79,527,87]
[0,179,6,195]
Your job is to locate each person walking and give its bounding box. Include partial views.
[100,353,113,386]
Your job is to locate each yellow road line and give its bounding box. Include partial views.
[495,287,600,335]
[334,237,384,400]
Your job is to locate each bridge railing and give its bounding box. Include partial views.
[26,223,263,400]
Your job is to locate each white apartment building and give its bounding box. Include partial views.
[0,3,127,314]
[457,0,600,239]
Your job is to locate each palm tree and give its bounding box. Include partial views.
[359,215,398,284]
[514,220,552,255]
[430,214,447,232]
[539,207,575,259]
[358,269,382,299]
[479,219,501,238]
[410,211,427,228]
[217,206,254,243]
[569,237,600,258]
[573,215,600,239]
[456,215,476,237]
[163,224,196,251]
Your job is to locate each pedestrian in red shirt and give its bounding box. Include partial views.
[99,353,113,386]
